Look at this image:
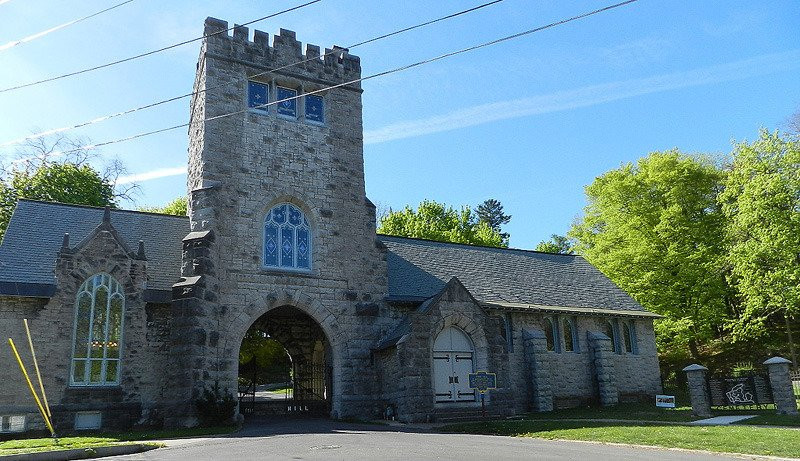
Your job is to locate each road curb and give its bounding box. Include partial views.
[0,443,160,461]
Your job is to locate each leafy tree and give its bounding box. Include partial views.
[569,151,731,362]
[720,131,800,365]
[378,199,506,247]
[476,198,511,244]
[0,135,134,241]
[139,196,188,216]
[535,234,574,254]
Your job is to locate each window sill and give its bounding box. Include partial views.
[260,267,317,278]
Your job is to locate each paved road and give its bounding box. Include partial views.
[107,418,763,461]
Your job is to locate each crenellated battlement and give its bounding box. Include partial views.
[203,17,361,83]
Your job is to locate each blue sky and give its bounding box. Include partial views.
[0,0,798,249]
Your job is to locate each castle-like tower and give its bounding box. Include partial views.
[169,18,389,425]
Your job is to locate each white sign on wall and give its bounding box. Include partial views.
[655,394,676,408]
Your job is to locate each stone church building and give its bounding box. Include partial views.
[0,18,661,432]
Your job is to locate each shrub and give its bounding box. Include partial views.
[195,382,236,427]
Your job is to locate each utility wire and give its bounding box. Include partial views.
[0,0,322,94]
[1,0,504,148]
[0,0,134,52]
[11,0,640,161]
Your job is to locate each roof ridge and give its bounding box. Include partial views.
[18,198,190,220]
[376,233,580,259]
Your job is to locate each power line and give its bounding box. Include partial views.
[0,0,134,52]
[1,0,505,148]
[12,0,640,162]
[0,0,322,94]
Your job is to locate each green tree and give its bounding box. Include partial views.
[139,196,188,216]
[569,151,731,363]
[476,198,511,244]
[0,135,134,241]
[378,199,506,247]
[720,131,800,365]
[535,234,574,254]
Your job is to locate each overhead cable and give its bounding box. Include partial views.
[12,0,639,161]
[1,0,504,147]
[0,0,134,52]
[0,0,322,93]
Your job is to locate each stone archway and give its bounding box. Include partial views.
[237,305,333,417]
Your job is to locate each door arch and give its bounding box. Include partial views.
[433,327,476,403]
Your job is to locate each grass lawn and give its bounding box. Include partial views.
[440,420,800,458]
[520,403,699,423]
[0,426,236,455]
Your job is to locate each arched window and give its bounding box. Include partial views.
[602,320,618,353]
[543,317,556,352]
[71,274,124,386]
[622,322,636,354]
[563,318,576,352]
[264,203,311,270]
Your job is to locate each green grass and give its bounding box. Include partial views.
[441,420,800,458]
[0,426,236,455]
[519,403,699,423]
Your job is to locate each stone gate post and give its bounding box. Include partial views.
[588,331,618,406]
[523,330,553,412]
[763,357,798,415]
[682,364,711,417]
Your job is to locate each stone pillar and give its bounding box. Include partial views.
[763,357,798,415]
[587,331,618,406]
[523,330,553,412]
[682,364,711,418]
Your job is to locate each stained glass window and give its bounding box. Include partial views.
[71,274,124,386]
[264,203,311,270]
[248,81,268,112]
[623,322,636,354]
[543,317,556,352]
[563,318,576,352]
[305,94,324,124]
[276,86,297,118]
[603,321,619,354]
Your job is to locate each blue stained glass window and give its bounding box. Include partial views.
[248,81,268,111]
[264,223,278,266]
[276,87,297,117]
[296,227,310,269]
[264,203,311,270]
[305,94,324,124]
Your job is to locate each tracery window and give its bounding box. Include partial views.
[563,317,577,352]
[276,86,298,118]
[543,317,556,352]
[264,203,311,270]
[71,274,124,386]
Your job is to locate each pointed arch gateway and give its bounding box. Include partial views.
[237,305,333,417]
[433,327,476,403]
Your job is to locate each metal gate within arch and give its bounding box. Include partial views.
[433,326,476,402]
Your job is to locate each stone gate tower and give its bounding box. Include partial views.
[168,17,389,426]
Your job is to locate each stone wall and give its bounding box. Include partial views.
[0,219,173,432]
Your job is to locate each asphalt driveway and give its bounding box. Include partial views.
[106,417,764,461]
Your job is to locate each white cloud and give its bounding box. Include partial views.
[364,49,800,145]
[117,166,186,184]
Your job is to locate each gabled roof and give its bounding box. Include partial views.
[378,235,650,315]
[0,199,188,293]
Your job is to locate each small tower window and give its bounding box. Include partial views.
[248,81,268,112]
[276,86,298,118]
[305,94,324,124]
[264,203,311,270]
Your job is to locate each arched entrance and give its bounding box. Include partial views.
[433,327,476,403]
[238,305,332,417]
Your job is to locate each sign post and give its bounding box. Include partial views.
[468,371,496,418]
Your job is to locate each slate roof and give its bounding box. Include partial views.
[378,235,647,313]
[0,200,188,293]
[0,200,648,314]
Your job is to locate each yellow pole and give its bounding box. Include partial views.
[23,319,51,419]
[8,338,55,437]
